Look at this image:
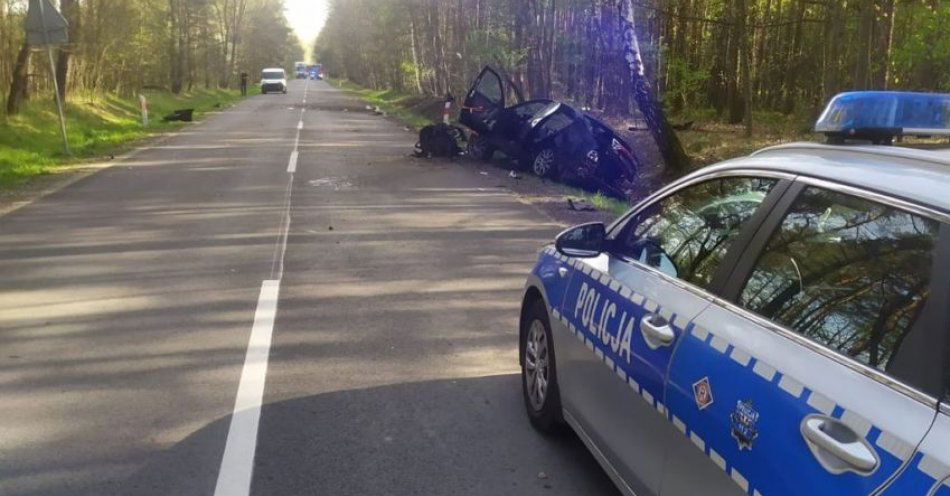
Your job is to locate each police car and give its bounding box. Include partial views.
[518,92,950,496]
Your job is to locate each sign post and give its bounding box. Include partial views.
[26,0,70,155]
[138,94,149,127]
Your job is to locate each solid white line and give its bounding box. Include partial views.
[286,150,298,173]
[297,121,303,130]
[213,279,281,496]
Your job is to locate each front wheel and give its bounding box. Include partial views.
[467,134,494,161]
[521,299,563,433]
[531,148,559,179]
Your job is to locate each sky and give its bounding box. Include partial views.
[284,0,329,58]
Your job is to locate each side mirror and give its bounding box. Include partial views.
[555,222,606,258]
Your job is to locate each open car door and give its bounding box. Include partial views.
[460,66,505,135]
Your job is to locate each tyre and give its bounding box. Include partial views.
[467,134,494,161]
[521,298,563,433]
[531,148,559,178]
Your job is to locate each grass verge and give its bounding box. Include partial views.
[0,87,251,189]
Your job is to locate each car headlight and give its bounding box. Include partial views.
[586,150,599,163]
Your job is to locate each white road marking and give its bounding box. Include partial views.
[215,80,306,496]
[213,280,281,496]
[287,150,298,173]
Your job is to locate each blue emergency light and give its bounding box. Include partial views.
[815,91,950,144]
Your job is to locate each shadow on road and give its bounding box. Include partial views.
[94,376,619,496]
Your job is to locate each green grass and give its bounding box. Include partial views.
[0,87,250,189]
[670,109,821,167]
[585,192,631,217]
[326,77,437,129]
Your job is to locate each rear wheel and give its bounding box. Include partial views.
[521,299,563,433]
[531,148,559,178]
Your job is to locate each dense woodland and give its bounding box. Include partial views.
[316,0,950,124]
[1,0,303,114]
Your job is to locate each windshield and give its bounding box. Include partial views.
[262,71,284,80]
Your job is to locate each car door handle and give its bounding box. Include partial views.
[801,415,879,474]
[641,313,675,349]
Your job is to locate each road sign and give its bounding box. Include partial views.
[26,0,69,45]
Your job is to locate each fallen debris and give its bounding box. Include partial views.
[508,170,521,179]
[567,198,596,211]
[671,120,695,131]
[162,108,194,122]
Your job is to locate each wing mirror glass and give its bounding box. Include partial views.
[555,222,606,258]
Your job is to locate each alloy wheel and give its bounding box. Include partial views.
[524,319,549,411]
[532,149,556,177]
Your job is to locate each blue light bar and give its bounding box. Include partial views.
[815,91,950,139]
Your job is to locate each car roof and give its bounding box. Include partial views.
[262,68,285,72]
[704,142,950,214]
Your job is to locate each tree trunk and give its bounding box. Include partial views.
[620,0,691,182]
[727,0,744,124]
[55,0,79,101]
[783,0,804,113]
[739,0,753,137]
[853,0,874,90]
[409,15,424,94]
[6,41,30,115]
[879,0,896,89]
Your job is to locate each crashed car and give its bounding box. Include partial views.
[460,66,641,199]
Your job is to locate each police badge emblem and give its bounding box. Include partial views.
[730,400,759,450]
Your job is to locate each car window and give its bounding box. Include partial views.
[512,102,549,119]
[475,72,502,102]
[615,177,777,290]
[533,112,575,141]
[738,186,942,384]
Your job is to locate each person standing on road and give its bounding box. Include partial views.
[240,72,248,96]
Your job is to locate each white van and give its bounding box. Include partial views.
[260,68,287,94]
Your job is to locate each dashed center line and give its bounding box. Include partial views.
[214,79,308,496]
[287,150,299,173]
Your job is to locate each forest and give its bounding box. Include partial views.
[0,0,303,114]
[315,0,950,129]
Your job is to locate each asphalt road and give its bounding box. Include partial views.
[0,80,620,496]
